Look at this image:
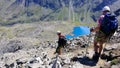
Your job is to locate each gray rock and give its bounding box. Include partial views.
[63,58,70,64]
[71,62,84,68]
[16,58,28,65]
[0,40,23,54]
[111,64,120,68]
[104,46,113,51]
[0,61,5,68]
[27,63,44,68]
[29,58,39,64]
[4,64,9,68]
[102,62,111,68]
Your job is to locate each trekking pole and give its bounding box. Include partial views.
[85,32,92,57]
[52,53,63,68]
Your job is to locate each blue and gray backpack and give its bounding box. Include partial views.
[100,13,118,35]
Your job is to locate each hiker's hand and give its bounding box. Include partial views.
[90,28,94,32]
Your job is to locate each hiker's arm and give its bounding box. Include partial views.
[94,24,100,32]
[90,23,100,32]
[90,16,102,32]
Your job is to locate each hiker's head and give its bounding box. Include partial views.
[102,6,110,14]
[57,31,61,35]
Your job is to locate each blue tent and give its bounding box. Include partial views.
[65,26,90,39]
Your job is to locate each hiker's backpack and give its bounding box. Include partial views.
[59,36,67,45]
[100,13,118,35]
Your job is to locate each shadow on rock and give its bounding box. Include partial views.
[71,56,99,66]
[101,52,120,61]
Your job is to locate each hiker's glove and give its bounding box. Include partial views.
[90,28,94,32]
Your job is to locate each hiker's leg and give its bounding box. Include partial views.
[99,42,104,55]
[59,47,62,55]
[55,46,59,53]
[94,41,99,53]
[55,44,60,54]
[92,41,100,60]
[94,32,100,53]
[58,45,63,55]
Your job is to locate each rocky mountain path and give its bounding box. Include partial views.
[0,23,120,68]
[46,43,109,68]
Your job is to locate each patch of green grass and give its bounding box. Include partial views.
[0,26,16,39]
[7,30,15,39]
[111,59,120,66]
[57,7,68,20]
[73,21,97,27]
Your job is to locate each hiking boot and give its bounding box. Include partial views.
[100,53,108,60]
[92,52,100,60]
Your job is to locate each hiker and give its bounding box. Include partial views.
[54,31,67,55]
[90,6,118,60]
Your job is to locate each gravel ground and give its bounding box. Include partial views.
[0,23,120,68]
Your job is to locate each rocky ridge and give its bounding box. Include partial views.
[0,24,120,68]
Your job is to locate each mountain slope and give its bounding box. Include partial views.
[0,0,120,25]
